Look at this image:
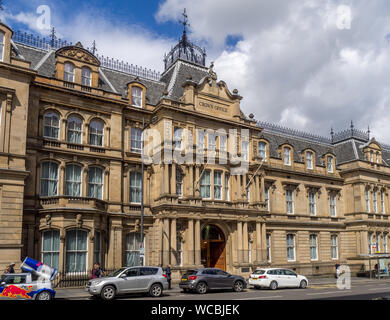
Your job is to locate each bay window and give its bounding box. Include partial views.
[65,229,87,273]
[87,166,103,199]
[41,230,60,270]
[258,142,266,160]
[200,170,211,199]
[214,171,222,200]
[65,164,82,197]
[40,161,58,196]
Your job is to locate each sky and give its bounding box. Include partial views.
[2,0,390,143]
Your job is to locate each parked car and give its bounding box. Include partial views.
[179,268,247,294]
[85,266,168,300]
[0,273,55,300]
[248,268,308,290]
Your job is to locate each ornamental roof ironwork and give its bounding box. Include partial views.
[163,8,206,71]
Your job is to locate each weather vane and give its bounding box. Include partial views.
[180,8,190,33]
[91,40,97,55]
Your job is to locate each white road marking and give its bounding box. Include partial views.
[368,287,390,291]
[234,295,283,300]
[306,291,343,296]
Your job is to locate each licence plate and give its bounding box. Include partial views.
[252,278,258,280]
[182,278,187,282]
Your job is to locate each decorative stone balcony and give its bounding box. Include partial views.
[39,196,107,211]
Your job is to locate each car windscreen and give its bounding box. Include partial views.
[253,270,266,275]
[107,268,127,277]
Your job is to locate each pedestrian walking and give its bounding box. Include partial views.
[165,264,172,290]
[90,262,104,279]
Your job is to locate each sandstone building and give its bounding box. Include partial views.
[0,21,389,279]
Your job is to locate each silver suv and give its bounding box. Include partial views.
[85,266,168,300]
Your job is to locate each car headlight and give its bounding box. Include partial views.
[91,280,103,286]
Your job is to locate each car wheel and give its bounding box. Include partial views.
[35,291,52,300]
[233,280,244,292]
[299,280,308,289]
[182,288,190,293]
[101,285,116,301]
[269,281,278,290]
[149,283,163,297]
[196,282,208,294]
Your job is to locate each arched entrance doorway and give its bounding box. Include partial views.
[201,224,226,271]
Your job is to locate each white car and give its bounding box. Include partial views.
[248,268,308,290]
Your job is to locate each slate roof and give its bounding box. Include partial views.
[11,42,390,169]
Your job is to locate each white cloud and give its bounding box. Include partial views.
[156,0,390,142]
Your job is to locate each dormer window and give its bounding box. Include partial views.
[64,62,75,82]
[327,156,334,173]
[81,67,91,86]
[0,31,4,62]
[258,142,266,160]
[306,152,313,169]
[283,147,291,165]
[131,86,143,107]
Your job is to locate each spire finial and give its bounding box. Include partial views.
[350,120,354,129]
[50,27,56,48]
[91,40,97,55]
[180,8,190,34]
[368,125,371,139]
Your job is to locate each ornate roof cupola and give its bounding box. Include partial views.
[163,8,206,71]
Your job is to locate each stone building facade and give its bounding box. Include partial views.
[0,21,389,279]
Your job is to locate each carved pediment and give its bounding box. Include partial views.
[56,45,100,66]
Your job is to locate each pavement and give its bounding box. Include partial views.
[55,277,390,300]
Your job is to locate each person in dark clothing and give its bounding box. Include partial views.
[90,262,104,279]
[165,265,172,289]
[335,264,340,278]
[8,263,15,274]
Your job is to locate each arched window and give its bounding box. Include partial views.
[64,62,75,82]
[41,230,60,269]
[40,161,58,196]
[65,164,82,197]
[130,171,142,203]
[126,233,144,267]
[258,142,266,160]
[88,167,103,199]
[43,112,60,139]
[131,86,143,107]
[0,31,5,62]
[89,120,104,146]
[65,229,87,273]
[81,67,91,86]
[67,116,82,144]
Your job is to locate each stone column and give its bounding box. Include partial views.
[59,164,65,196]
[164,165,169,195]
[261,223,267,261]
[237,221,243,263]
[243,221,248,263]
[256,222,261,262]
[59,230,65,272]
[170,218,177,266]
[361,230,369,254]
[195,166,200,196]
[82,167,88,197]
[171,163,176,195]
[195,219,201,266]
[187,219,194,265]
[188,166,194,196]
[163,218,170,265]
[260,175,265,202]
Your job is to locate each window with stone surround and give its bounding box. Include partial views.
[40,161,59,196]
[41,230,60,270]
[43,112,60,139]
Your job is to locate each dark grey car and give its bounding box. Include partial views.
[179,268,247,294]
